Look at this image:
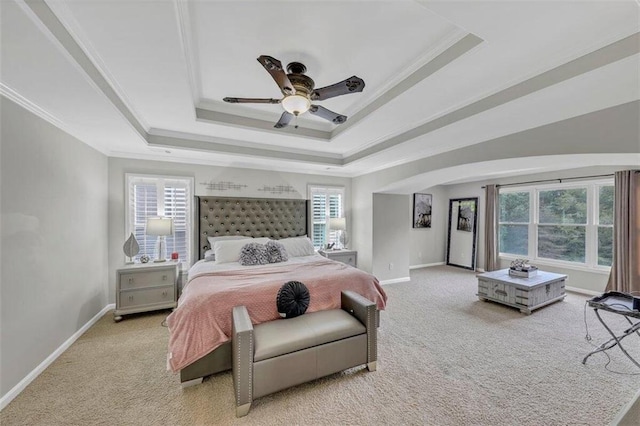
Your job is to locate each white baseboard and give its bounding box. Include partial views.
[0,303,115,411]
[409,262,445,270]
[565,286,602,297]
[379,277,411,285]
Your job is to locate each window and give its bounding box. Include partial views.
[498,180,614,270]
[596,185,614,266]
[537,188,587,263]
[498,191,530,256]
[308,185,345,250]
[126,174,193,268]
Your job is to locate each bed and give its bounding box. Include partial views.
[166,196,387,385]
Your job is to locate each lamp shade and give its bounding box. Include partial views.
[329,217,346,231]
[146,217,173,236]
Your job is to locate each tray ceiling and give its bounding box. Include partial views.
[1,0,639,178]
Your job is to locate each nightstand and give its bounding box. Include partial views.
[319,249,358,268]
[114,262,179,321]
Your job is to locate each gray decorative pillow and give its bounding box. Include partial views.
[265,240,288,263]
[239,242,269,266]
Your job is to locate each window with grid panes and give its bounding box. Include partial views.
[126,174,193,268]
[596,185,614,266]
[498,179,614,269]
[308,185,345,250]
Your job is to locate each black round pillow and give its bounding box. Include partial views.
[276,281,310,319]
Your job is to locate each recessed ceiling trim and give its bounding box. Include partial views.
[173,0,200,108]
[195,108,331,140]
[21,0,640,173]
[333,32,483,140]
[36,0,151,136]
[339,28,469,119]
[147,133,343,166]
[344,31,640,165]
[148,127,343,158]
[194,31,482,141]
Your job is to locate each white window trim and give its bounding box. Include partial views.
[124,173,194,269]
[498,179,613,273]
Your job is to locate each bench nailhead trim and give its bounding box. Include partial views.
[235,332,253,405]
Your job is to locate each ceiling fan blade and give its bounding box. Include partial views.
[310,76,365,101]
[274,111,294,128]
[257,55,295,96]
[223,97,280,104]
[309,105,347,125]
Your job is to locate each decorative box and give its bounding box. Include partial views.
[509,268,538,278]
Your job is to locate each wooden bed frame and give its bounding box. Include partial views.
[179,196,309,386]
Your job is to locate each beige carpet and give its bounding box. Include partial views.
[2,266,639,425]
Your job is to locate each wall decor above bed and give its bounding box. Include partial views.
[196,196,309,259]
[199,180,248,191]
[257,184,297,194]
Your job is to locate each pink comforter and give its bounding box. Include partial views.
[166,257,387,372]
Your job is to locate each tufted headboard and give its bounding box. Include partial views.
[195,196,309,260]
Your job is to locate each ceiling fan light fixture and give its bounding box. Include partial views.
[281,94,310,116]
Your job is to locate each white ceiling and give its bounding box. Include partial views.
[1,0,639,179]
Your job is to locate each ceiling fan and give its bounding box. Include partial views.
[223,55,365,129]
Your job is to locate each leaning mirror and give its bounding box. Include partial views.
[446,197,478,270]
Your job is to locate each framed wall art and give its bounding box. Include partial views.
[413,193,432,228]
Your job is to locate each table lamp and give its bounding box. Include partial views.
[146,217,173,262]
[329,217,347,250]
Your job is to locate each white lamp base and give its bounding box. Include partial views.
[154,237,167,263]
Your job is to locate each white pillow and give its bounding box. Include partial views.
[277,236,315,257]
[214,237,270,264]
[207,235,251,248]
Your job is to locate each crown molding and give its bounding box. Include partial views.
[0,83,111,156]
[0,82,66,132]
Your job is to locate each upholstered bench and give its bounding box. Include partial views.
[232,290,378,417]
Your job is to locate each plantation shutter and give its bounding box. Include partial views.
[128,178,158,262]
[312,192,327,249]
[163,179,190,265]
[309,186,344,250]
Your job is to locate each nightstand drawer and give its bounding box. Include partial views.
[119,286,175,309]
[319,249,358,268]
[119,269,175,290]
[332,254,356,267]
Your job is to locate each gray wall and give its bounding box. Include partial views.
[372,193,410,282]
[409,186,448,267]
[442,169,628,292]
[405,167,630,292]
[1,98,109,398]
[107,157,351,302]
[352,102,639,285]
